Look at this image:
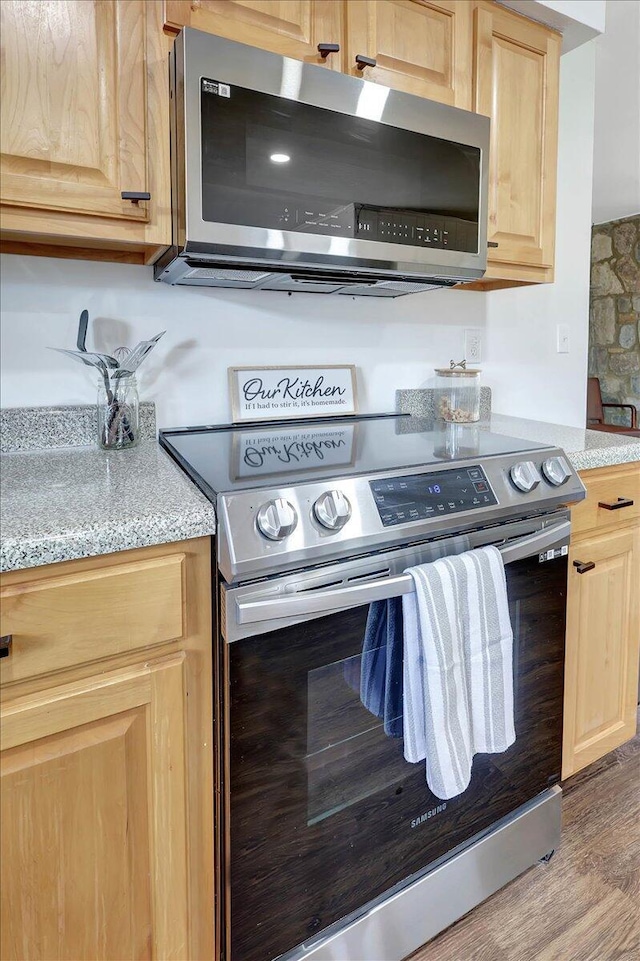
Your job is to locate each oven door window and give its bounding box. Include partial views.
[307,633,407,826]
[227,554,567,961]
[200,80,480,252]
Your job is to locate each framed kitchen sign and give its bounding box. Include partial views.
[228,365,358,423]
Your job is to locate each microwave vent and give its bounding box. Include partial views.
[339,280,445,296]
[184,266,271,284]
[261,274,345,293]
[156,256,467,295]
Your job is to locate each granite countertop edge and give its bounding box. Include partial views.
[0,508,217,574]
[0,441,217,575]
[486,413,640,471]
[567,443,640,471]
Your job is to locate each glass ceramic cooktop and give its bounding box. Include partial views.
[159,414,551,498]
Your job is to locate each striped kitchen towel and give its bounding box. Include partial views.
[402,545,515,800]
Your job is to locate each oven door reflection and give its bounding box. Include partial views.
[307,644,408,826]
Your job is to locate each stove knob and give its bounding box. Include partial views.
[256,498,298,541]
[541,456,571,487]
[314,490,352,531]
[509,461,542,493]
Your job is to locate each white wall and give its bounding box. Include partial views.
[483,41,596,426]
[0,41,596,431]
[0,258,487,428]
[592,0,640,224]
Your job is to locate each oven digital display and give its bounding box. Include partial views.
[370,466,497,527]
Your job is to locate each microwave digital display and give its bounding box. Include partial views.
[200,79,480,254]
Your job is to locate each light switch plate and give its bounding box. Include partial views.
[556,324,570,353]
[464,328,483,363]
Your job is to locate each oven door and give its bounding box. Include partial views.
[221,513,570,961]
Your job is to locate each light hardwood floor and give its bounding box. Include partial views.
[410,713,640,961]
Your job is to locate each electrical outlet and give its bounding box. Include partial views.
[556,324,570,354]
[464,328,483,363]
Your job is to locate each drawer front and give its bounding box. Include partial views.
[0,554,185,684]
[572,464,640,536]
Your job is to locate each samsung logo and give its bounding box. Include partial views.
[411,803,447,828]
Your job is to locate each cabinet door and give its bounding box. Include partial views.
[2,1,147,221]
[0,0,170,252]
[164,0,345,70]
[345,0,472,108]
[474,3,560,280]
[0,656,189,961]
[562,526,640,779]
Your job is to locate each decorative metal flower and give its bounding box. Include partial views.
[50,310,166,448]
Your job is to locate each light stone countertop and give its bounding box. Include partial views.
[395,390,640,471]
[2,404,638,575]
[0,441,217,574]
[487,413,640,472]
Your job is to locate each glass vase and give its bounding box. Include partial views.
[97,374,140,450]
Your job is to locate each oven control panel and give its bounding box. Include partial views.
[370,465,497,527]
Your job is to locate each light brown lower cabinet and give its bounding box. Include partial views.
[562,465,640,779]
[0,538,214,961]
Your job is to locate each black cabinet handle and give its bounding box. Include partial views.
[573,560,595,574]
[0,635,12,658]
[318,43,340,58]
[121,191,151,204]
[488,241,499,248]
[355,54,377,70]
[598,497,634,511]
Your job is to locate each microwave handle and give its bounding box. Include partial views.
[235,520,570,625]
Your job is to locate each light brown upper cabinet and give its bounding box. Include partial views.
[164,0,345,71]
[472,2,561,287]
[1,0,562,285]
[0,0,170,263]
[345,0,472,108]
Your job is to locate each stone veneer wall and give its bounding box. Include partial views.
[589,214,640,424]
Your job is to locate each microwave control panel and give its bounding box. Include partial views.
[273,204,478,253]
[370,466,497,527]
[356,207,477,252]
[202,186,482,251]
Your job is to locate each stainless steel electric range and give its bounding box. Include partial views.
[159,413,586,961]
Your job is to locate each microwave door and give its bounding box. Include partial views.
[170,29,489,286]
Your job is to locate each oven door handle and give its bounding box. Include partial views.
[234,520,571,625]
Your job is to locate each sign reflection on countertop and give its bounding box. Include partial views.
[232,424,356,479]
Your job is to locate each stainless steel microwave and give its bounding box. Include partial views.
[155,29,490,297]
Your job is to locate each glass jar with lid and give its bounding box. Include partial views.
[434,363,481,423]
